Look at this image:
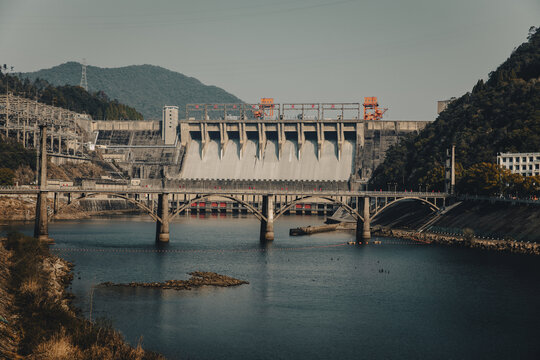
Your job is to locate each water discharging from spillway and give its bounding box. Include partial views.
[180,139,355,181]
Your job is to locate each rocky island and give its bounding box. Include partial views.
[100,271,249,291]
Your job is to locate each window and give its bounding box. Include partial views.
[509,158,513,162]
[529,165,533,170]
[515,157,520,162]
[529,157,534,162]
[522,165,527,170]
[536,164,539,170]
[522,157,527,162]
[509,165,513,170]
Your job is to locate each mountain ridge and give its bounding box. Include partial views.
[20,62,243,119]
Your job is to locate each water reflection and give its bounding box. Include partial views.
[2,216,540,360]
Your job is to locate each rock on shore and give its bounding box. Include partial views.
[374,228,540,256]
[100,271,249,290]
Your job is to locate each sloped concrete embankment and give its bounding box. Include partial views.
[370,199,540,243]
[372,200,540,255]
[433,201,540,242]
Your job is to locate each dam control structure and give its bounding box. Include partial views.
[176,100,430,187]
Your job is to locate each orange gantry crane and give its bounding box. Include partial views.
[254,98,274,119]
[363,97,388,120]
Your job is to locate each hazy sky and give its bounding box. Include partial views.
[0,0,538,120]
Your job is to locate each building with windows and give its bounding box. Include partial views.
[497,152,540,176]
[162,105,178,145]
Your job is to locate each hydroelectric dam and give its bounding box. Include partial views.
[177,101,428,187]
[1,98,441,243]
[87,100,431,187]
[1,94,431,186]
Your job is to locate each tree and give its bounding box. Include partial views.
[369,27,540,194]
[0,168,15,186]
[457,163,506,195]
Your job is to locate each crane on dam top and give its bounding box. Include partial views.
[252,97,387,120]
[253,98,275,119]
[363,97,388,121]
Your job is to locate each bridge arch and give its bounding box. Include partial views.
[274,195,363,222]
[170,194,266,221]
[372,197,440,220]
[51,192,159,222]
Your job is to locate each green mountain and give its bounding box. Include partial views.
[369,26,540,192]
[20,62,243,119]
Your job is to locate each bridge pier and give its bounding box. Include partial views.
[34,191,49,241]
[356,196,371,243]
[53,192,58,214]
[260,195,274,241]
[34,124,50,242]
[155,192,170,243]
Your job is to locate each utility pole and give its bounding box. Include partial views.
[5,66,10,137]
[444,145,456,195]
[451,145,455,195]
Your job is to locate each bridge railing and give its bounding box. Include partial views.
[0,185,449,198]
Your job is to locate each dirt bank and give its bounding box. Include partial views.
[0,196,142,222]
[0,233,165,359]
[0,197,90,222]
[0,197,37,222]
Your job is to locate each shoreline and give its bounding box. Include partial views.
[0,234,165,359]
[373,228,540,256]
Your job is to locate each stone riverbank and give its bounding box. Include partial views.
[374,228,540,256]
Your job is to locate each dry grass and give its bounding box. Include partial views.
[20,277,42,295]
[31,333,82,360]
[4,232,167,360]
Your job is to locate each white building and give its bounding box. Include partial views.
[497,152,540,176]
[162,105,178,145]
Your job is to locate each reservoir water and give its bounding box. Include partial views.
[3,215,540,359]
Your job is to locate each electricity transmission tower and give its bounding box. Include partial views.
[80,59,88,91]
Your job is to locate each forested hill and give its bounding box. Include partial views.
[20,63,244,119]
[369,27,540,191]
[0,70,143,120]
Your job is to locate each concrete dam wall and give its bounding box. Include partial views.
[180,138,355,181]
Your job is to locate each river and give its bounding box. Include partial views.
[2,214,540,359]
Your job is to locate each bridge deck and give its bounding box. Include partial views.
[0,186,448,198]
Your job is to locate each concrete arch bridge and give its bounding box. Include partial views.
[40,188,447,243]
[3,125,448,244]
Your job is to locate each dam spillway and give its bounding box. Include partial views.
[83,102,431,184]
[180,138,355,181]
[178,106,430,185]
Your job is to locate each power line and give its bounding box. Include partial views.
[79,59,88,91]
